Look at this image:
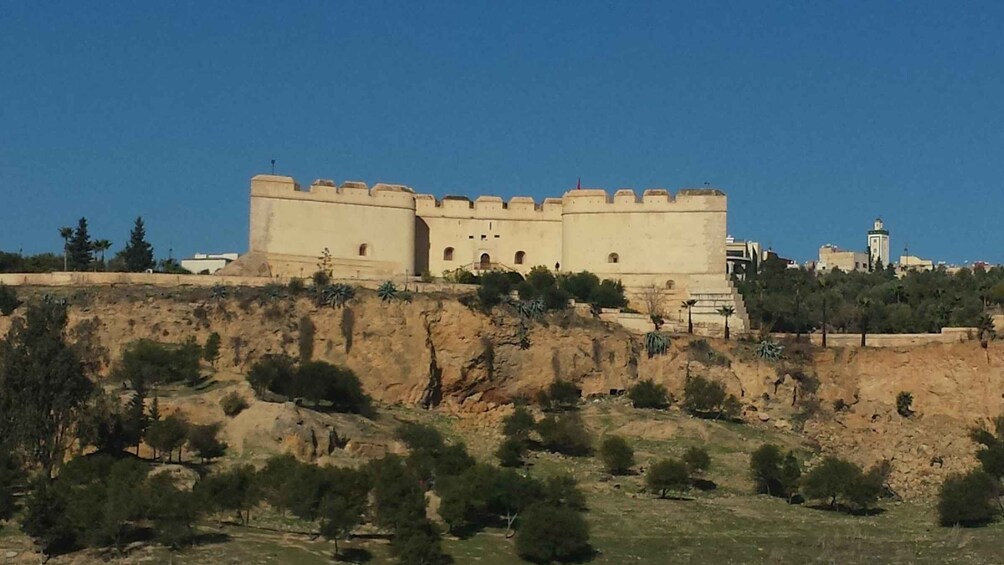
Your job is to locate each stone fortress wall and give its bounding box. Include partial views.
[244,174,748,331]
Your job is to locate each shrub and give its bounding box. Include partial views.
[287,277,306,293]
[246,354,296,397]
[537,413,593,456]
[496,437,526,467]
[683,446,711,475]
[599,436,635,475]
[293,361,371,415]
[801,457,882,511]
[311,270,330,287]
[186,423,227,463]
[219,391,249,417]
[896,391,914,417]
[0,284,20,316]
[750,444,800,498]
[646,459,690,498]
[628,379,669,409]
[515,503,591,564]
[317,283,355,308]
[971,416,1004,479]
[683,376,741,420]
[754,339,784,361]
[502,406,536,442]
[542,379,580,410]
[937,470,1000,527]
[477,271,513,310]
[113,339,202,387]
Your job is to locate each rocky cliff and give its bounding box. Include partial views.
[2,286,1002,497]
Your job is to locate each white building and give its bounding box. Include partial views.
[181,252,239,275]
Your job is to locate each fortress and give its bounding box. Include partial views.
[241,174,748,331]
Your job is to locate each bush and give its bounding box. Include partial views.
[0,284,21,316]
[203,332,221,367]
[683,446,711,475]
[750,444,801,498]
[541,379,580,410]
[496,437,526,467]
[628,379,669,409]
[311,270,330,287]
[219,391,248,417]
[476,271,514,310]
[502,406,536,442]
[558,271,627,309]
[937,470,1000,527]
[246,354,296,397]
[599,436,635,475]
[515,503,591,563]
[646,459,690,498]
[801,457,882,511]
[113,339,202,387]
[537,413,593,456]
[896,391,914,417]
[683,376,741,420]
[287,277,306,293]
[186,423,227,463]
[293,361,371,415]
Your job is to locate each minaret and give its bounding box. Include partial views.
[867,218,890,268]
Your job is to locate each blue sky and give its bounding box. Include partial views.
[2,1,1002,264]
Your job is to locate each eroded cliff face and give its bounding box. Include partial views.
[2,288,1002,497]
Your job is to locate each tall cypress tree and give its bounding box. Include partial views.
[123,217,155,272]
[66,217,93,271]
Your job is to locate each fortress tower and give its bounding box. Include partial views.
[240,174,748,332]
[867,218,890,268]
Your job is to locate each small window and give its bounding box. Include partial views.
[481,234,487,241]
[665,279,675,290]
[358,244,369,257]
[608,253,619,264]
[514,251,526,265]
[494,235,500,239]
[444,247,455,261]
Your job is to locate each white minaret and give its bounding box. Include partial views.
[867,217,890,269]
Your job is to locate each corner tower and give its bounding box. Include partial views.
[867,218,890,268]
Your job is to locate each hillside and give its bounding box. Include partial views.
[1,285,1001,498]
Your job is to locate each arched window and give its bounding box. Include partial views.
[479,253,491,270]
[358,243,369,257]
[665,279,675,290]
[443,247,454,261]
[514,251,526,265]
[608,253,619,264]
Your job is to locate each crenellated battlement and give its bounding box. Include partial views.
[251,175,416,210]
[414,193,563,220]
[560,187,726,213]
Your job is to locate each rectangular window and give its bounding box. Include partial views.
[494,235,500,239]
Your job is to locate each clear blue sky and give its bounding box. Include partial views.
[2,1,1002,264]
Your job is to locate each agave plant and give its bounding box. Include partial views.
[377,281,399,302]
[510,297,545,320]
[210,285,228,300]
[644,331,669,358]
[318,283,356,308]
[754,339,784,362]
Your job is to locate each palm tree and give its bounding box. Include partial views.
[58,226,73,271]
[857,297,873,347]
[717,305,735,340]
[682,299,698,334]
[93,239,112,270]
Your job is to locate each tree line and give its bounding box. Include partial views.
[0,216,170,274]
[739,255,1004,334]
